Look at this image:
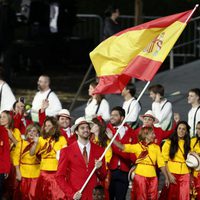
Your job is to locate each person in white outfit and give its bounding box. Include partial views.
[187,88,200,137]
[0,68,16,113]
[85,81,110,122]
[148,84,173,130]
[121,82,141,129]
[31,75,62,122]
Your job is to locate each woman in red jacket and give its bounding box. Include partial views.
[0,125,11,199]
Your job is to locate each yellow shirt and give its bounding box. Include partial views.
[162,139,190,174]
[190,137,200,177]
[10,128,21,163]
[124,143,165,177]
[36,136,67,171]
[13,140,40,178]
[93,136,112,164]
[191,138,200,153]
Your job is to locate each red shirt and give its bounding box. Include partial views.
[13,113,33,135]
[107,123,136,172]
[0,126,11,173]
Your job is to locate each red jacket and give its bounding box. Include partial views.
[107,123,136,172]
[133,122,176,146]
[0,126,11,174]
[56,141,107,200]
[60,128,77,145]
[13,113,33,135]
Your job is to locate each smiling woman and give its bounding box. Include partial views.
[160,121,191,199]
[29,116,67,200]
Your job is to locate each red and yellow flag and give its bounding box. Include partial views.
[90,9,196,94]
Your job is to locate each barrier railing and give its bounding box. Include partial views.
[70,14,200,111]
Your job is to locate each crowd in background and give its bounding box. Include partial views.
[0,4,200,200]
[0,72,200,200]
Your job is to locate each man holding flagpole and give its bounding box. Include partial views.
[71,5,198,197]
[56,117,107,200]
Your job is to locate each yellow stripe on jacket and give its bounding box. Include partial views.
[13,140,40,178]
[36,136,67,171]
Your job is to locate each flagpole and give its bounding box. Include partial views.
[79,80,151,194]
[185,4,199,23]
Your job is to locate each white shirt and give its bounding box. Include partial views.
[152,99,173,130]
[0,82,16,113]
[63,127,72,138]
[85,98,110,121]
[77,140,91,159]
[188,106,200,137]
[31,89,62,122]
[123,97,141,123]
[116,125,127,139]
[115,125,127,166]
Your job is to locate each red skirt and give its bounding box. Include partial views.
[131,174,158,200]
[194,172,200,199]
[35,170,66,200]
[159,173,190,200]
[19,177,38,200]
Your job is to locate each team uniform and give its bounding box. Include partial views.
[13,139,40,199]
[34,136,67,200]
[161,139,190,200]
[190,137,200,199]
[0,126,11,199]
[124,142,165,200]
[56,141,107,200]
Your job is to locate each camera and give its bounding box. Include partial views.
[19,97,25,104]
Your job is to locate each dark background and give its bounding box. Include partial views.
[76,0,199,16]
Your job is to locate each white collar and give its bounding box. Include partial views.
[77,140,91,155]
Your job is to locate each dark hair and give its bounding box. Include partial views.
[89,81,105,105]
[169,121,190,160]
[193,121,200,148]
[111,106,125,117]
[104,5,119,17]
[188,88,200,98]
[13,100,24,111]
[125,82,136,97]
[92,117,108,148]
[41,116,60,142]
[13,100,18,110]
[148,84,164,97]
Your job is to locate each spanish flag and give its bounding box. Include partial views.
[90,8,197,94]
